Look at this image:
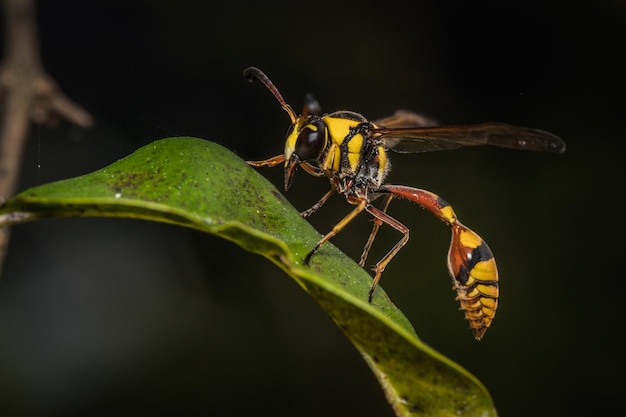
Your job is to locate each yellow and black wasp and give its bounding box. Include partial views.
[244,67,565,340]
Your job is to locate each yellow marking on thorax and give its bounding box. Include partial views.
[324,116,360,145]
[376,145,388,180]
[324,115,363,173]
[347,135,363,171]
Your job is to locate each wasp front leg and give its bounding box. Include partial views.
[246,154,285,168]
[377,185,499,340]
[247,155,323,174]
[362,203,411,303]
[301,187,336,218]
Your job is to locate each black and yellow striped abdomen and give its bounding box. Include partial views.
[448,222,499,340]
[380,185,499,340]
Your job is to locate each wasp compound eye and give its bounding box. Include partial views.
[295,119,326,160]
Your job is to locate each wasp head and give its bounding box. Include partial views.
[244,67,328,190]
[283,94,327,189]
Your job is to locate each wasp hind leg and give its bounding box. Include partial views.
[359,194,394,268]
[362,202,411,303]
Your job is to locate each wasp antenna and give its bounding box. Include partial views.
[243,67,297,124]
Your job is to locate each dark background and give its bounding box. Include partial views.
[0,1,623,416]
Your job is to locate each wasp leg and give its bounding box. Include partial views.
[300,161,325,177]
[320,142,338,172]
[363,204,411,303]
[378,184,499,340]
[359,194,393,267]
[303,198,368,265]
[301,187,336,218]
[246,154,285,167]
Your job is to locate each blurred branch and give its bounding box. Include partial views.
[0,0,93,272]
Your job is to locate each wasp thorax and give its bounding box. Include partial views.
[293,118,327,160]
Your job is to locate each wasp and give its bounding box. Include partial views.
[243,67,565,340]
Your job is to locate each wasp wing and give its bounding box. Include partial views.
[377,122,565,154]
[373,109,439,128]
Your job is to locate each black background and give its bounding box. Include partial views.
[0,1,623,416]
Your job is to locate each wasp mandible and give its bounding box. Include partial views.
[243,66,565,340]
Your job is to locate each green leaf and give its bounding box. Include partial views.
[0,137,497,417]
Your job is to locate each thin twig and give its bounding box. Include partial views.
[0,0,94,272]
